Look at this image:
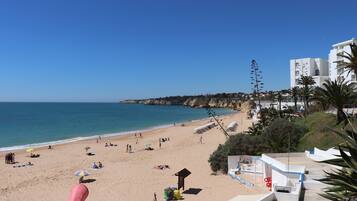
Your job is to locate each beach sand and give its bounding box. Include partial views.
[0,112,266,201]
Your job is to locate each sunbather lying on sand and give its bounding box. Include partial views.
[13,162,33,168]
[153,165,170,170]
[30,153,40,158]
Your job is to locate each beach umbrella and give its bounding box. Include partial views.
[74,170,90,177]
[26,148,34,153]
[69,184,89,201]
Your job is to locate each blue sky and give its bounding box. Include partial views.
[0,0,356,102]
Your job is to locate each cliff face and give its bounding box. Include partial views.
[120,94,255,111]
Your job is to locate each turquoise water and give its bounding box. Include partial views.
[0,103,232,150]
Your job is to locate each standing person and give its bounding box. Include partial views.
[200,136,203,144]
[99,136,101,141]
[126,144,129,153]
[159,141,162,149]
[139,133,142,138]
[153,192,157,201]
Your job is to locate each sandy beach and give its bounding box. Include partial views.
[0,112,264,201]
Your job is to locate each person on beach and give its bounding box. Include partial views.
[159,141,162,149]
[92,162,98,169]
[200,136,203,144]
[126,144,129,152]
[139,133,142,138]
[136,138,138,144]
[153,193,157,201]
[98,161,103,168]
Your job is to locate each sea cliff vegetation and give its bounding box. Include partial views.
[120,91,289,111]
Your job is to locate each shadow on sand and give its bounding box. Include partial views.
[182,188,202,195]
[81,179,96,183]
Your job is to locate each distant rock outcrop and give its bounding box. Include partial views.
[120,93,253,110]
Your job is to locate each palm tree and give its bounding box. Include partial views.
[298,76,316,114]
[291,87,299,112]
[314,79,357,123]
[318,120,357,200]
[337,43,357,77]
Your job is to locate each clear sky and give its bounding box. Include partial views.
[1,0,356,102]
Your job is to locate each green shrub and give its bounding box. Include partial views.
[208,134,269,173]
[262,118,307,152]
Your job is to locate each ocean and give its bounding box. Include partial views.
[0,103,232,151]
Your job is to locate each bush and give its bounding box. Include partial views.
[262,118,307,152]
[208,134,269,173]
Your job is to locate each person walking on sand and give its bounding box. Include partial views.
[139,133,142,138]
[153,193,157,201]
[159,141,162,149]
[126,144,129,153]
[200,136,203,144]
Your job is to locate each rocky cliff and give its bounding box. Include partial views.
[120,93,255,112]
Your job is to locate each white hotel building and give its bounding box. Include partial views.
[290,38,356,88]
[290,58,329,88]
[329,38,357,83]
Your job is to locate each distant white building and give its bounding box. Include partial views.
[290,58,329,88]
[329,38,357,84]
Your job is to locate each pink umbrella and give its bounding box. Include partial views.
[69,184,89,201]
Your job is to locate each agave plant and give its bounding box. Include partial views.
[318,120,357,200]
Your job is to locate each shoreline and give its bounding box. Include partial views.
[0,111,256,201]
[0,111,237,153]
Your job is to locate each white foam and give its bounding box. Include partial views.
[0,123,175,152]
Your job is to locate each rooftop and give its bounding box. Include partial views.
[332,38,357,48]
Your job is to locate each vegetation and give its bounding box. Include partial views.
[296,112,344,151]
[209,115,306,173]
[262,118,307,152]
[314,79,357,123]
[318,119,357,200]
[337,43,357,76]
[246,107,279,136]
[298,75,316,114]
[250,60,264,110]
[208,134,269,173]
[291,86,299,112]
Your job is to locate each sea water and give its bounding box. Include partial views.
[0,103,232,151]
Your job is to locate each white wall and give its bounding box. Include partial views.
[290,58,329,88]
[329,38,357,83]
